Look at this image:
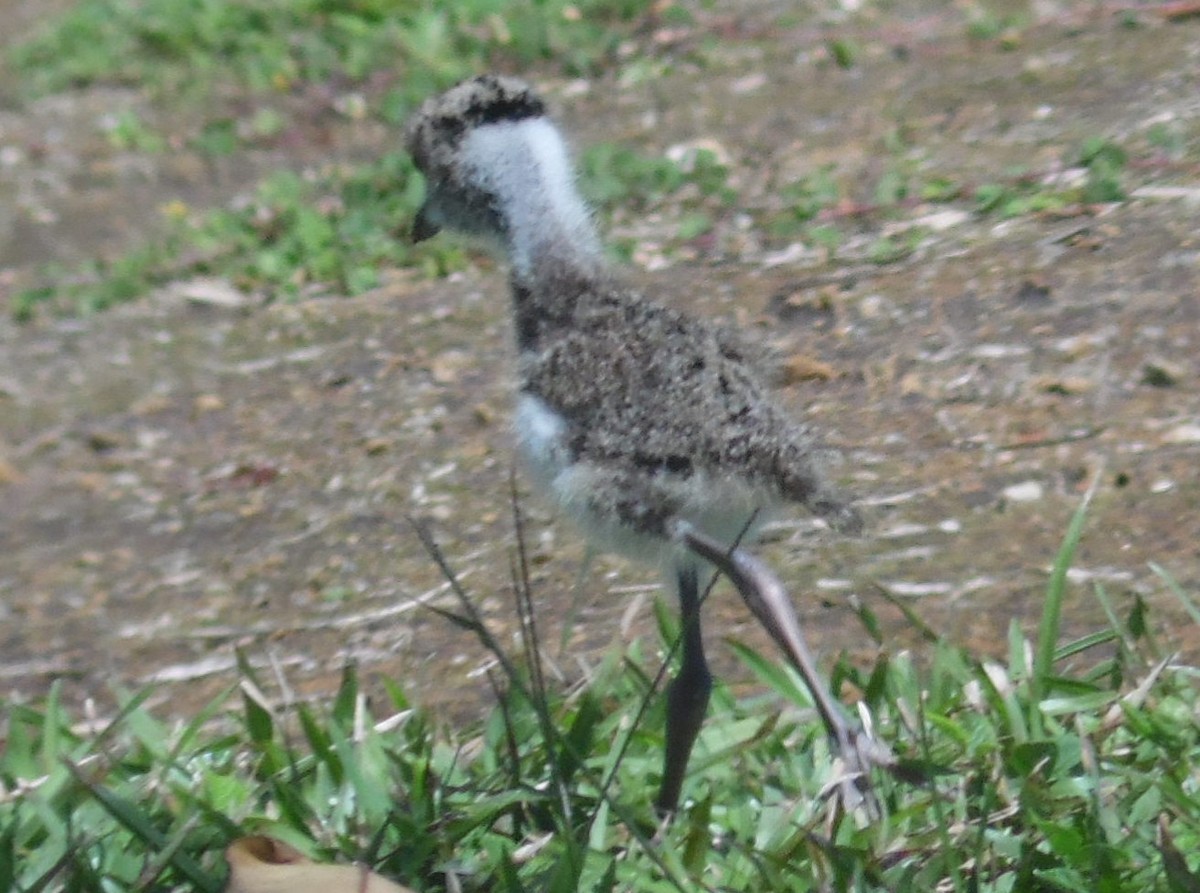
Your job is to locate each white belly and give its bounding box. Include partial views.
[514,393,573,489]
[514,394,771,567]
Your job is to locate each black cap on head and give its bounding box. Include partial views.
[406,75,546,173]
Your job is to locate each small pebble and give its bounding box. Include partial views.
[1003,480,1044,502]
[1162,423,1200,444]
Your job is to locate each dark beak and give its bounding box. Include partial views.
[412,205,441,243]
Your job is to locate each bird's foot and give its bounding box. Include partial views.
[823,717,896,819]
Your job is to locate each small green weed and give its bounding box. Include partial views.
[965,8,1026,47]
[1144,122,1186,158]
[867,228,925,264]
[578,143,688,210]
[764,165,841,238]
[974,176,1069,217]
[826,37,858,69]
[103,109,167,153]
[1079,136,1128,203]
[807,222,844,255]
[971,137,1130,217]
[579,142,734,250]
[578,144,734,213]
[920,176,962,202]
[12,244,180,321]
[874,167,911,206]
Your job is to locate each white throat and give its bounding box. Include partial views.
[460,118,602,278]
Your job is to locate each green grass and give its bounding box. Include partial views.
[11,142,734,319]
[9,0,661,104]
[4,0,689,319]
[4,498,1200,891]
[13,122,1136,319]
[12,152,447,318]
[5,0,1147,318]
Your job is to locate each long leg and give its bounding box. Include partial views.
[674,522,895,786]
[655,562,713,814]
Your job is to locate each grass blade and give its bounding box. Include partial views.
[62,759,221,893]
[1150,562,1200,626]
[1033,470,1099,702]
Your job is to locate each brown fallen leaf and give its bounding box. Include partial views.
[363,436,392,455]
[225,836,417,893]
[1031,374,1094,396]
[194,393,226,413]
[130,393,173,415]
[0,456,23,485]
[898,371,927,397]
[226,464,281,489]
[1157,0,1200,21]
[429,349,472,384]
[780,353,838,384]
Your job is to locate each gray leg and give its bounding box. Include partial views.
[655,563,713,814]
[673,521,895,808]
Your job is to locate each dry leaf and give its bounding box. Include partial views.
[898,371,927,397]
[363,436,391,455]
[429,349,471,384]
[1031,375,1094,395]
[225,836,416,893]
[1163,423,1200,445]
[176,276,251,308]
[781,354,837,384]
[472,402,496,425]
[130,393,173,415]
[0,456,23,485]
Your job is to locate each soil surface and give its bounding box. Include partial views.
[2,2,1198,723]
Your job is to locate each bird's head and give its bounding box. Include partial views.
[405,75,547,243]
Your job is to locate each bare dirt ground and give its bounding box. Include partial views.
[1,2,1198,723]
